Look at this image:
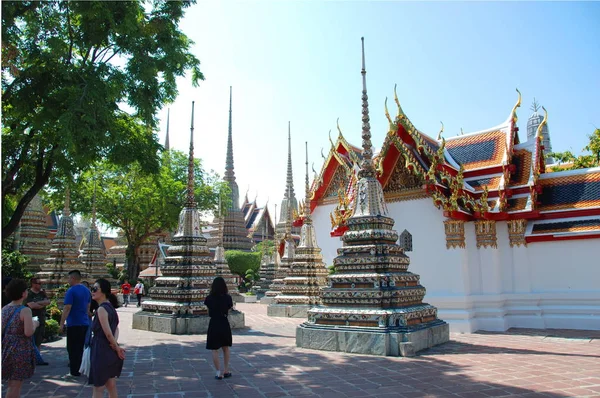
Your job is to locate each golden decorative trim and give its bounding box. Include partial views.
[507,219,527,248]
[444,220,466,249]
[384,188,428,203]
[475,220,498,249]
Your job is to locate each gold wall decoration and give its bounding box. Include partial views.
[444,220,466,249]
[323,166,348,199]
[507,219,527,248]
[475,220,498,249]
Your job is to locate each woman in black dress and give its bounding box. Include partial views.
[89,279,125,397]
[204,276,233,379]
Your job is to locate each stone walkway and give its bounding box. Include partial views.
[3,303,600,397]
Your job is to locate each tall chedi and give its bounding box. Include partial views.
[133,102,245,334]
[268,142,328,317]
[219,86,254,251]
[214,199,241,301]
[79,184,111,280]
[37,189,84,294]
[297,38,449,356]
[276,123,301,239]
[527,98,554,164]
[18,194,51,273]
[264,184,296,305]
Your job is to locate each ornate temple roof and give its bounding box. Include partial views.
[310,86,599,243]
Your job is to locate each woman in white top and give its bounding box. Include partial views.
[134,280,144,307]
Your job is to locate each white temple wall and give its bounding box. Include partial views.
[312,199,600,333]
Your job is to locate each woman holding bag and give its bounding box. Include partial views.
[89,279,125,398]
[1,279,39,398]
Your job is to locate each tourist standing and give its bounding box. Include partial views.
[89,278,125,398]
[204,276,233,379]
[134,280,144,307]
[24,278,50,366]
[59,270,91,377]
[2,278,39,398]
[120,279,131,307]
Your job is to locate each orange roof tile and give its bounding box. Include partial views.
[510,149,532,186]
[445,130,507,171]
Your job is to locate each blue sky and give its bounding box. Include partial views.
[159,1,600,220]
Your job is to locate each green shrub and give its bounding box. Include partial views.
[224,250,261,279]
[46,298,62,322]
[44,319,59,339]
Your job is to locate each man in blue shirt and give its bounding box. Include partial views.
[59,270,91,377]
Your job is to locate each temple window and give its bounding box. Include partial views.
[399,229,412,252]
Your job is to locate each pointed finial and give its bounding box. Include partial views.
[530,97,540,113]
[358,37,375,177]
[328,129,335,149]
[384,97,392,125]
[91,179,97,226]
[225,86,235,177]
[393,84,405,117]
[536,106,548,139]
[511,88,522,124]
[460,127,464,136]
[336,118,344,139]
[437,121,444,140]
[165,108,170,151]
[304,141,311,220]
[284,121,295,200]
[186,101,196,207]
[64,186,71,217]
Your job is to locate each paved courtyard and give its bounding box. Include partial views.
[4,303,600,398]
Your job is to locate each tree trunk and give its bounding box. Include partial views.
[126,243,141,281]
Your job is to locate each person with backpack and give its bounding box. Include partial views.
[2,278,39,398]
[134,280,144,307]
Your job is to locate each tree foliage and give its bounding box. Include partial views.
[252,239,276,256]
[48,150,230,280]
[1,1,203,241]
[548,129,600,171]
[224,250,261,279]
[1,249,33,280]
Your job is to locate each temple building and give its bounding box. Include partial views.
[133,101,245,334]
[240,194,275,244]
[37,189,84,294]
[297,38,449,356]
[17,194,51,273]
[308,79,600,333]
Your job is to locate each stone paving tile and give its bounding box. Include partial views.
[2,303,600,397]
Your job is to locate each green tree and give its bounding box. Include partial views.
[548,129,600,171]
[252,239,276,256]
[1,1,203,243]
[1,249,33,279]
[224,250,261,280]
[51,150,230,280]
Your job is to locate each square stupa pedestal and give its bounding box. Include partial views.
[267,304,311,318]
[132,310,245,335]
[296,322,449,357]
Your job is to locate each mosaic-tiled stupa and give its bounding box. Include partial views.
[256,250,277,294]
[213,214,242,302]
[297,38,449,356]
[79,188,111,280]
[275,123,301,240]
[263,194,295,305]
[132,102,245,334]
[37,189,84,294]
[18,194,51,273]
[268,142,328,317]
[216,87,254,251]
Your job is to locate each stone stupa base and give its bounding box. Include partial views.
[132,310,245,335]
[267,304,311,318]
[296,321,449,357]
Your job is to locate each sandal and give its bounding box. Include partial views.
[223,372,232,378]
[215,371,223,380]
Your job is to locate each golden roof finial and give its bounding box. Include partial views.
[536,106,548,139]
[437,121,444,140]
[336,118,344,140]
[511,88,522,124]
[384,97,392,125]
[328,129,335,149]
[320,147,325,160]
[393,84,405,118]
